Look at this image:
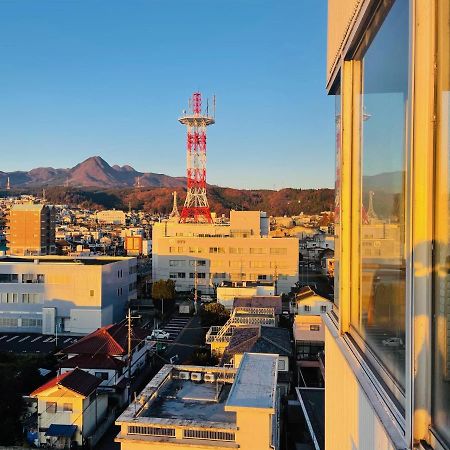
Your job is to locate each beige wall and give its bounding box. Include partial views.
[36,386,85,445]
[152,222,298,294]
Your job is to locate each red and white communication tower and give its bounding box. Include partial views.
[179,92,215,223]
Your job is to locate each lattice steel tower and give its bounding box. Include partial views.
[179,92,215,223]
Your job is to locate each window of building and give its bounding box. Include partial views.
[278,359,286,371]
[320,305,327,313]
[432,0,450,444]
[36,274,45,283]
[270,248,287,255]
[94,372,109,381]
[197,273,206,279]
[229,247,244,254]
[90,290,94,297]
[63,403,73,412]
[0,274,18,283]
[209,247,225,254]
[257,274,267,280]
[304,305,311,312]
[0,317,18,327]
[351,0,409,390]
[46,402,57,413]
[310,325,320,331]
[22,274,34,283]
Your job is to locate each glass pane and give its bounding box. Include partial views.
[334,87,341,309]
[354,0,409,388]
[433,0,450,443]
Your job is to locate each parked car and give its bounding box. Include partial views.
[200,295,214,303]
[382,337,403,347]
[147,329,170,340]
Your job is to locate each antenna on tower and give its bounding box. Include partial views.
[178,92,215,223]
[169,191,180,220]
[367,191,377,220]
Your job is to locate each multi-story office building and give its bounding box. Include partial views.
[115,353,280,450]
[7,204,56,256]
[326,0,449,449]
[0,256,137,334]
[152,210,299,295]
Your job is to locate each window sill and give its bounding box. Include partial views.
[323,313,408,450]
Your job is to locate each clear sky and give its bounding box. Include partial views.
[0,0,334,189]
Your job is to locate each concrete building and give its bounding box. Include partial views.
[0,256,137,334]
[325,0,449,449]
[152,210,298,295]
[31,368,108,448]
[7,204,56,256]
[96,210,126,225]
[115,353,280,450]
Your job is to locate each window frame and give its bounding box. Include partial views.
[335,0,414,435]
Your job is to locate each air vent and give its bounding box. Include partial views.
[203,373,216,382]
[190,372,202,382]
[178,371,190,380]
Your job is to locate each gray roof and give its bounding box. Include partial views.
[226,326,292,357]
[225,353,278,410]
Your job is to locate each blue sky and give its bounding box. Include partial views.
[0,0,334,189]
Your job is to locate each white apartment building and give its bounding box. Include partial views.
[152,210,299,295]
[0,256,138,335]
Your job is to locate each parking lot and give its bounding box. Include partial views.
[0,332,80,354]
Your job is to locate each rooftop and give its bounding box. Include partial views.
[142,379,235,425]
[62,322,147,356]
[117,354,278,428]
[225,353,278,410]
[31,368,101,398]
[0,256,134,265]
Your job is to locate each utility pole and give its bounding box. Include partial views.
[194,261,198,314]
[126,308,140,403]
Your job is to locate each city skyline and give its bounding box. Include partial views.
[0,0,333,190]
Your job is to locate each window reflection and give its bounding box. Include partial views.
[354,0,409,388]
[433,0,450,443]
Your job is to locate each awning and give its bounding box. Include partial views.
[45,424,77,438]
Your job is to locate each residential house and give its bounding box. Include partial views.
[31,368,107,448]
[59,322,151,405]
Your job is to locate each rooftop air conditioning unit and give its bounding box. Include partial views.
[190,372,202,382]
[178,371,190,380]
[203,373,216,383]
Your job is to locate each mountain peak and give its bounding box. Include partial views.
[0,156,186,189]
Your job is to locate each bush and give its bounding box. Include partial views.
[200,303,230,327]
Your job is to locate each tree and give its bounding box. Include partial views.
[200,303,230,327]
[152,279,176,316]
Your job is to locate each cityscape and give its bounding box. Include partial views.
[0,1,448,450]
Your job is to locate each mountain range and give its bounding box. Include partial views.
[0,156,186,189]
